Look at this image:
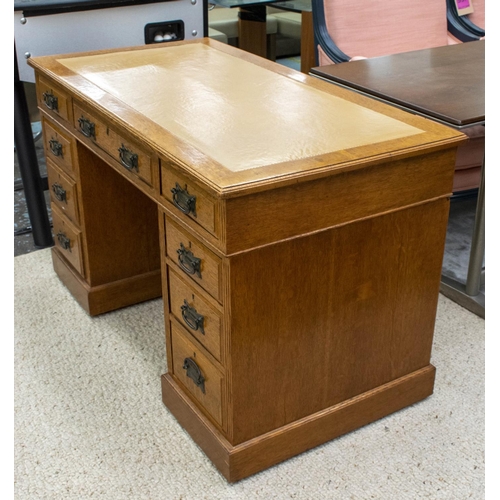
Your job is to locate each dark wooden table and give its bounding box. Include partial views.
[311,41,485,317]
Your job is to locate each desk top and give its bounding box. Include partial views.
[29,39,464,197]
[311,41,485,128]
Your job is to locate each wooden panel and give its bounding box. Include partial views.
[73,102,153,186]
[76,143,160,287]
[165,217,222,302]
[169,266,223,362]
[51,205,84,275]
[37,75,70,123]
[46,159,79,225]
[228,199,449,444]
[225,149,456,254]
[227,365,436,481]
[52,249,162,316]
[171,321,224,426]
[161,159,219,237]
[42,117,76,177]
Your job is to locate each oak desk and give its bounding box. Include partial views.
[29,39,465,482]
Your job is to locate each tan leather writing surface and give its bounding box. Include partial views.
[59,44,423,173]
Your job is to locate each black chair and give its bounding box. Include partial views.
[446,0,484,41]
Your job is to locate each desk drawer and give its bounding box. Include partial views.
[47,160,79,225]
[171,321,224,426]
[168,266,222,362]
[73,103,153,186]
[37,77,70,123]
[51,205,84,275]
[161,161,219,237]
[165,217,222,302]
[42,118,76,177]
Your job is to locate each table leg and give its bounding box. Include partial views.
[440,159,485,318]
[465,159,485,296]
[300,10,315,74]
[238,5,267,58]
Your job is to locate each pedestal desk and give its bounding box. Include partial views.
[28,39,465,482]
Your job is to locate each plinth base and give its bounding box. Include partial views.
[161,365,436,482]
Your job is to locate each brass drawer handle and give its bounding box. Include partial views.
[51,183,67,203]
[49,138,63,157]
[177,243,201,278]
[78,116,95,139]
[43,91,58,111]
[181,300,205,335]
[118,144,139,171]
[171,183,197,217]
[56,232,71,251]
[182,357,205,394]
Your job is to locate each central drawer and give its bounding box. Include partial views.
[73,102,153,186]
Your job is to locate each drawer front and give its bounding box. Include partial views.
[161,161,218,237]
[47,160,79,225]
[42,118,75,176]
[73,103,153,185]
[38,77,70,122]
[51,206,84,275]
[169,267,222,362]
[171,321,223,426]
[165,218,222,302]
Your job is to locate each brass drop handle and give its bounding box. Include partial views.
[118,144,139,171]
[49,138,63,157]
[181,299,205,335]
[56,232,71,251]
[177,243,201,278]
[42,91,58,111]
[171,183,197,217]
[78,116,95,139]
[182,357,205,393]
[51,183,67,203]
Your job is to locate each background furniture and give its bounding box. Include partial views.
[268,0,315,72]
[208,4,278,58]
[29,38,464,481]
[209,27,229,43]
[311,40,485,317]
[310,0,484,194]
[446,0,485,41]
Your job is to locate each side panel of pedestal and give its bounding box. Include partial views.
[228,198,449,445]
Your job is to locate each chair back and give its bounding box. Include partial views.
[468,0,485,29]
[446,0,484,40]
[314,0,451,65]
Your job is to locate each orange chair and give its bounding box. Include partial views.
[311,0,484,193]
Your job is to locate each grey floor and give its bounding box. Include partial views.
[14,58,483,296]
